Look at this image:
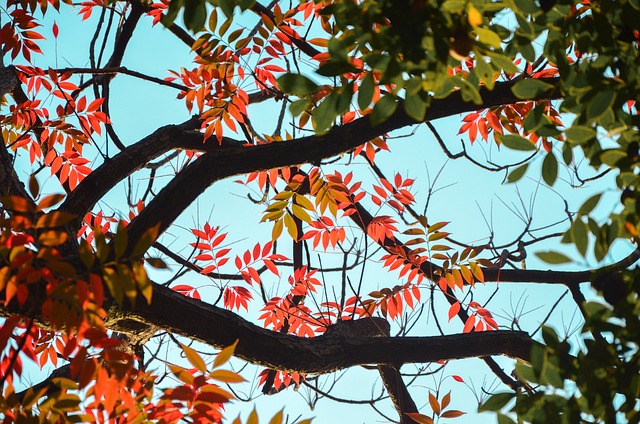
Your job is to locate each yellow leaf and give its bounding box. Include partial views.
[37,193,66,210]
[467,5,482,27]
[291,204,312,223]
[294,194,315,211]
[213,339,238,369]
[272,218,284,241]
[38,230,68,246]
[209,369,245,383]
[284,213,298,240]
[182,343,207,373]
[268,410,284,424]
[247,408,259,424]
[133,263,153,304]
[168,364,194,385]
[35,211,76,228]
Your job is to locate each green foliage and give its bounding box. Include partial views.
[481,268,640,423]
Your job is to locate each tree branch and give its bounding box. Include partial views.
[121,78,561,252]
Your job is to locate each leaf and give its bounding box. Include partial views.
[131,224,160,258]
[475,27,502,48]
[541,152,558,186]
[1,195,34,212]
[405,412,434,424]
[268,410,284,424]
[35,211,76,228]
[441,410,466,418]
[213,340,238,369]
[37,193,66,210]
[565,125,596,145]
[511,79,554,100]
[38,230,68,246]
[182,343,207,373]
[371,95,398,126]
[571,219,589,257]
[404,91,428,122]
[578,193,602,215]
[183,0,207,31]
[478,392,515,412]
[499,134,536,151]
[277,74,318,96]
[507,163,528,183]
[209,369,246,383]
[146,257,168,269]
[535,251,572,264]
[28,174,39,198]
[358,72,375,110]
[114,221,128,260]
[587,89,616,121]
[429,392,440,415]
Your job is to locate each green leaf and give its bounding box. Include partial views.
[600,149,626,166]
[487,52,520,74]
[358,72,375,110]
[289,99,309,117]
[475,27,502,48]
[512,79,554,100]
[578,193,602,215]
[370,95,398,126]
[183,0,207,32]
[404,91,428,121]
[571,219,589,257]
[500,134,536,151]
[587,89,616,121]
[565,125,596,145]
[535,250,572,264]
[478,392,515,412]
[497,414,517,424]
[542,152,558,186]
[277,74,318,96]
[474,58,495,90]
[312,94,338,132]
[507,163,528,183]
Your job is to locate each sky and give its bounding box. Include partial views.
[3,1,634,423]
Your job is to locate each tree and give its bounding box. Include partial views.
[0,0,639,422]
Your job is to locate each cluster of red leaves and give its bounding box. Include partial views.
[257,368,304,393]
[370,172,416,213]
[259,267,324,338]
[0,5,44,62]
[6,67,110,189]
[448,301,498,333]
[191,222,231,274]
[300,215,346,251]
[365,282,422,321]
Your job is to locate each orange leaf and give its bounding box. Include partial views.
[429,392,440,415]
[441,410,466,418]
[213,339,238,369]
[182,343,207,373]
[406,412,434,424]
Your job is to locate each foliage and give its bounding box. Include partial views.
[0,0,639,422]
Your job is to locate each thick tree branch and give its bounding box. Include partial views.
[112,283,535,373]
[121,78,561,252]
